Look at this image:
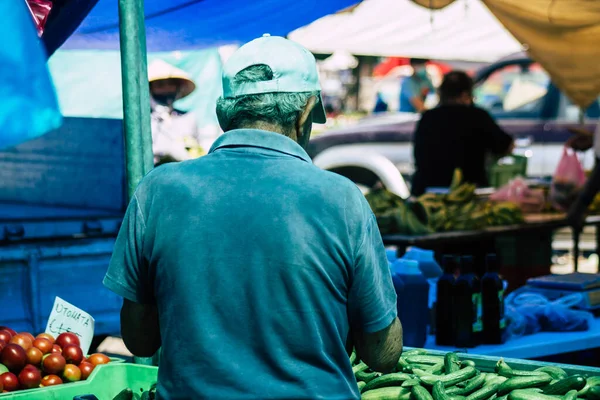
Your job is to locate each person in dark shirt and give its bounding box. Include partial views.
[411,71,514,196]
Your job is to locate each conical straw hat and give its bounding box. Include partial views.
[148,59,196,99]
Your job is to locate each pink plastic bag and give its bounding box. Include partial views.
[550,147,586,211]
[490,178,545,213]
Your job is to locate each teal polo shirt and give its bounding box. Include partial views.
[103,129,397,400]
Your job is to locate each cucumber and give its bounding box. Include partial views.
[564,389,578,400]
[588,386,600,400]
[542,375,586,395]
[356,368,382,384]
[402,379,422,388]
[462,361,476,368]
[434,381,452,400]
[498,375,553,396]
[496,360,549,378]
[420,366,478,387]
[450,397,466,400]
[465,383,500,400]
[486,376,508,386]
[407,355,446,365]
[533,367,568,381]
[413,385,435,400]
[447,374,486,396]
[578,376,600,396]
[361,387,411,400]
[397,356,412,373]
[362,373,413,392]
[445,353,461,374]
[403,349,429,357]
[357,381,367,393]
[429,362,445,375]
[507,389,561,400]
[353,362,368,375]
[350,351,357,365]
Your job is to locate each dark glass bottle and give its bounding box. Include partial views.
[454,255,482,348]
[435,255,457,346]
[481,254,507,344]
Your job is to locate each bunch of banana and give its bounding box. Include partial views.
[486,201,524,226]
[365,189,432,235]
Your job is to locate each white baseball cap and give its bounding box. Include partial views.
[221,35,327,124]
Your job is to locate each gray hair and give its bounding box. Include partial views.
[216,64,317,136]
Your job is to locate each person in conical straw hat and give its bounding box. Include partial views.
[148,59,202,165]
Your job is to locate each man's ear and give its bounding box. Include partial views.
[297,96,317,132]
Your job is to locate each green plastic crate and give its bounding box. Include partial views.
[0,363,157,400]
[489,155,528,188]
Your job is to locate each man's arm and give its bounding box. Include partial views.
[353,318,403,372]
[481,109,514,156]
[347,202,403,372]
[121,299,161,357]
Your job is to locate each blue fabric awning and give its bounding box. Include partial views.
[51,0,359,52]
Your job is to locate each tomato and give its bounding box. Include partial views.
[0,340,6,353]
[32,338,53,354]
[62,344,84,365]
[40,374,63,387]
[26,347,43,366]
[19,333,35,343]
[62,364,82,382]
[55,333,80,349]
[0,344,27,372]
[78,361,95,380]
[88,353,110,366]
[10,334,33,351]
[35,333,55,344]
[42,353,66,375]
[52,344,62,354]
[0,372,19,392]
[18,366,41,389]
[0,328,17,337]
[0,331,12,344]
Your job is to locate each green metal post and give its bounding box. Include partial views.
[118,0,154,199]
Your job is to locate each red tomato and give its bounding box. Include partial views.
[62,344,84,365]
[19,333,35,343]
[88,353,110,366]
[51,344,62,354]
[32,338,53,354]
[0,331,12,344]
[9,334,32,351]
[0,340,6,353]
[18,366,41,389]
[0,344,27,372]
[42,353,66,375]
[26,347,43,366]
[55,333,80,349]
[78,361,95,380]
[35,333,55,344]
[62,364,82,382]
[0,372,19,392]
[0,328,17,337]
[40,374,63,387]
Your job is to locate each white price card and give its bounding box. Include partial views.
[45,297,95,355]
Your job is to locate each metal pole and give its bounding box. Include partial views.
[118,0,154,200]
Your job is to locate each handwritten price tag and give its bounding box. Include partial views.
[45,297,95,355]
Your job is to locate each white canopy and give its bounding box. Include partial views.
[289,0,524,62]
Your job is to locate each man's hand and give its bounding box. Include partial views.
[121,299,161,357]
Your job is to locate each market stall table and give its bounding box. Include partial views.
[424,317,600,359]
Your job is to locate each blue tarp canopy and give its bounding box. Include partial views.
[46,0,359,53]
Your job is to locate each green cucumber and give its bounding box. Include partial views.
[407,355,446,365]
[362,373,413,392]
[356,368,381,383]
[462,360,476,368]
[508,389,561,400]
[420,366,478,387]
[403,349,429,357]
[434,381,452,400]
[486,375,508,386]
[397,356,412,373]
[465,383,500,400]
[450,397,466,400]
[353,362,368,376]
[413,385,435,400]
[445,353,461,374]
[361,386,411,400]
[350,351,357,365]
[447,374,487,396]
[578,376,600,396]
[588,386,600,400]
[498,375,553,396]
[564,389,578,400]
[402,379,422,388]
[533,367,568,381]
[429,362,446,375]
[496,360,549,378]
[542,375,586,395]
[357,381,367,393]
